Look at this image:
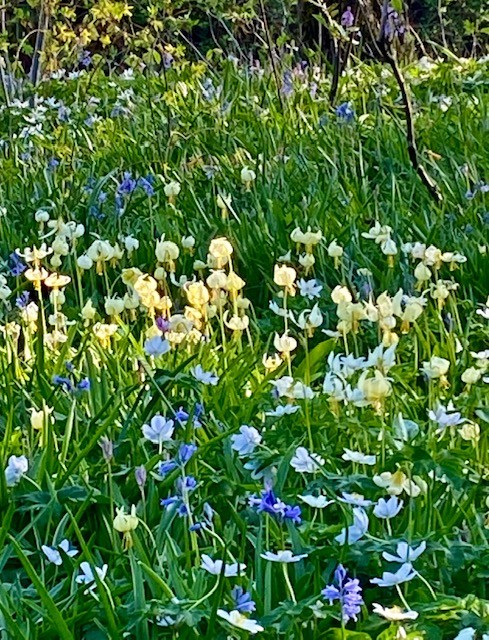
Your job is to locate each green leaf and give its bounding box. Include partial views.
[9,537,74,640]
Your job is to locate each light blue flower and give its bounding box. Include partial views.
[370,563,417,587]
[144,335,170,356]
[335,507,369,545]
[374,496,403,519]
[231,425,262,456]
[5,455,28,487]
[382,541,426,564]
[142,415,175,444]
[41,539,78,565]
[191,365,219,386]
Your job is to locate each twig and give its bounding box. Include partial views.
[377,0,442,202]
[258,0,284,111]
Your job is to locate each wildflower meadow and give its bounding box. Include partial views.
[1,2,489,639]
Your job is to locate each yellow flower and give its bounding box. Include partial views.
[93,322,119,348]
[185,282,210,307]
[44,273,71,289]
[113,505,139,550]
[373,470,422,497]
[273,264,296,294]
[209,237,233,268]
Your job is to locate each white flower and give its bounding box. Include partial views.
[217,610,263,634]
[200,554,246,577]
[342,448,376,465]
[374,496,404,519]
[265,405,300,417]
[335,507,369,545]
[76,561,108,592]
[454,629,477,640]
[191,365,219,385]
[231,425,262,456]
[290,447,324,473]
[260,550,308,563]
[298,278,322,299]
[41,539,78,566]
[421,356,450,379]
[144,336,170,356]
[141,415,175,444]
[5,455,28,487]
[299,495,333,509]
[428,402,465,431]
[382,540,426,564]
[338,493,373,507]
[370,563,416,587]
[372,603,418,621]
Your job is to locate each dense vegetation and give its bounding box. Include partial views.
[0,3,489,640]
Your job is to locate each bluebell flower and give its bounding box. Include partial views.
[137,175,155,196]
[160,496,179,508]
[175,407,189,423]
[336,102,355,122]
[249,484,301,525]
[159,459,178,475]
[178,443,197,464]
[15,292,30,308]
[9,252,26,276]
[48,158,60,170]
[53,375,74,392]
[283,505,302,524]
[232,586,256,613]
[193,402,204,428]
[79,50,92,68]
[77,378,91,392]
[322,564,363,623]
[155,316,170,333]
[176,475,197,493]
[5,455,28,487]
[117,172,137,196]
[341,6,355,27]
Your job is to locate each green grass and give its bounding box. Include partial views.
[0,54,488,639]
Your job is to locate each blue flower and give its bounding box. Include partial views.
[9,252,26,276]
[232,586,256,613]
[53,375,74,392]
[77,378,91,392]
[335,102,355,123]
[322,564,363,623]
[15,292,30,309]
[374,496,403,519]
[178,443,197,464]
[144,335,170,357]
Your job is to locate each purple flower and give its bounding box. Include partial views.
[284,505,302,524]
[155,316,170,333]
[341,6,355,27]
[232,586,256,613]
[322,564,363,623]
[137,176,155,196]
[135,465,147,488]
[79,50,92,68]
[9,252,26,276]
